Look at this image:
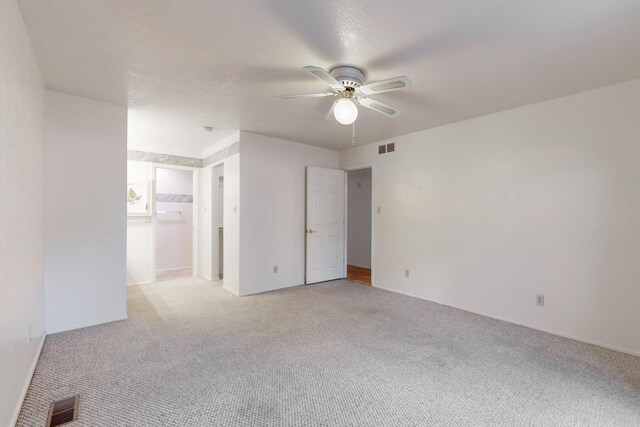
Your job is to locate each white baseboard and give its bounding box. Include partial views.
[373,284,640,358]
[11,334,46,426]
[156,266,192,273]
[46,314,128,335]
[127,281,150,286]
[222,284,239,296]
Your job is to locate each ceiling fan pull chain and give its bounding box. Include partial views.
[352,122,356,145]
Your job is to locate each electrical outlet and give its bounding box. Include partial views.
[405,269,410,278]
[273,265,278,274]
[536,294,545,306]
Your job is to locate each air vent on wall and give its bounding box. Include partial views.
[379,142,396,155]
[46,395,79,427]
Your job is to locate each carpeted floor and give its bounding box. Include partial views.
[155,267,193,282]
[16,279,640,426]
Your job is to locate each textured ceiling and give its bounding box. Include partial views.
[18,0,640,151]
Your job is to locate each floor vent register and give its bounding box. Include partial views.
[46,395,79,427]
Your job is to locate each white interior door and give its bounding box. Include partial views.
[306,167,346,284]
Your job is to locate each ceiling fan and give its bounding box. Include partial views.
[277,66,412,125]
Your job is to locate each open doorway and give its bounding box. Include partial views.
[154,167,195,282]
[211,163,224,280]
[346,168,372,285]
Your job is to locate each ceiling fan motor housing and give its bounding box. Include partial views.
[330,66,365,89]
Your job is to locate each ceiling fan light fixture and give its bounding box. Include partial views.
[278,65,411,128]
[333,98,358,125]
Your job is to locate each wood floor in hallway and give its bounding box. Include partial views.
[347,264,371,285]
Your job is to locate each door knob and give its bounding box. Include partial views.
[307,229,317,234]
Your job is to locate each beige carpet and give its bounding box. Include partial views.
[155,267,193,282]
[17,278,640,426]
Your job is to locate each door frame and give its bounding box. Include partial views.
[210,162,224,281]
[305,166,347,284]
[151,163,199,282]
[344,164,374,286]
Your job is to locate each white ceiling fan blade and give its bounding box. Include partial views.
[325,100,337,120]
[357,97,401,118]
[358,76,412,96]
[277,92,336,100]
[303,66,344,91]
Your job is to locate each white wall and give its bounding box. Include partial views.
[197,165,225,281]
[155,168,194,271]
[0,1,46,424]
[347,169,372,268]
[198,132,238,281]
[126,160,153,285]
[222,154,240,295]
[198,165,214,280]
[340,78,640,356]
[206,164,224,280]
[44,91,127,334]
[215,169,224,278]
[239,132,339,295]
